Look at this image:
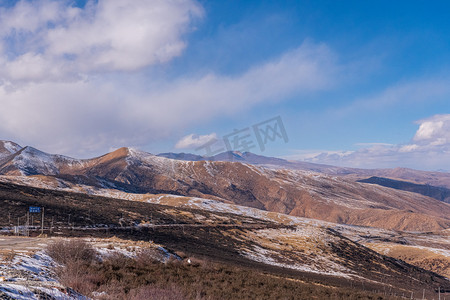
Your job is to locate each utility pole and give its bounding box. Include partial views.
[41,207,44,235]
[26,212,30,237]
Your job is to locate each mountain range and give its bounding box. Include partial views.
[1,140,450,231]
[159,150,450,189]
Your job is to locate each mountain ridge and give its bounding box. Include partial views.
[158,150,450,188]
[3,141,450,187]
[1,140,450,231]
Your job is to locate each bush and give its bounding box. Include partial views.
[46,239,96,265]
[46,239,100,295]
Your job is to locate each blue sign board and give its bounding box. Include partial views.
[29,207,41,213]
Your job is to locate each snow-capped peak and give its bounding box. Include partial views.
[0,140,22,156]
[10,146,59,175]
[126,147,145,157]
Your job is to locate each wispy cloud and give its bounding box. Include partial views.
[333,78,450,117]
[175,133,217,149]
[292,114,450,171]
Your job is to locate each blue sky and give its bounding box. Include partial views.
[0,0,450,170]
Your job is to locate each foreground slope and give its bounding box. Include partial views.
[0,181,449,298]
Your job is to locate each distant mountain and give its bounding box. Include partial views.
[159,150,450,189]
[212,152,450,190]
[211,151,292,165]
[157,152,205,161]
[157,150,285,164]
[158,150,333,170]
[358,176,450,204]
[1,141,450,231]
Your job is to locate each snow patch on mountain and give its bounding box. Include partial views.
[2,141,22,154]
[11,148,60,176]
[241,228,354,278]
[126,147,177,173]
[8,147,85,176]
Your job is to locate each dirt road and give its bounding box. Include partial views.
[0,236,46,252]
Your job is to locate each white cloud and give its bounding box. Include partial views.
[0,41,337,157]
[295,114,450,171]
[413,114,450,144]
[0,0,64,34]
[45,0,203,72]
[398,144,418,153]
[414,121,443,141]
[0,1,339,157]
[0,0,203,81]
[175,133,217,149]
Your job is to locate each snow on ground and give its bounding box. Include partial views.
[0,237,180,299]
[240,227,354,278]
[332,224,450,253]
[86,237,180,263]
[2,142,21,154]
[0,250,79,299]
[151,195,337,229]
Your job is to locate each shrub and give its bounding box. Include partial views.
[46,239,100,295]
[46,239,96,265]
